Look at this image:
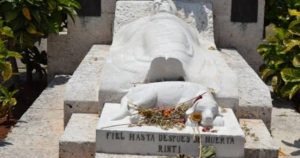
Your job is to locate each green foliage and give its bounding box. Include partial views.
[265,0,300,27]
[258,3,300,100]
[0,0,80,81]
[0,18,21,119]
[0,0,80,48]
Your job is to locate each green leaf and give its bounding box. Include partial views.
[281,68,300,83]
[0,26,14,37]
[0,40,7,53]
[260,67,275,81]
[281,39,300,54]
[268,58,285,68]
[31,10,41,23]
[26,23,38,34]
[0,85,9,97]
[289,84,300,99]
[280,83,300,99]
[257,44,275,59]
[7,51,22,59]
[257,44,271,53]
[275,27,287,40]
[4,10,19,22]
[271,75,282,93]
[8,98,16,106]
[0,19,3,28]
[265,24,278,42]
[201,146,216,158]
[293,54,300,68]
[289,19,300,36]
[1,62,12,81]
[289,19,300,29]
[22,7,32,21]
[289,9,300,17]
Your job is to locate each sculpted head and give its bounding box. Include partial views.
[153,0,177,14]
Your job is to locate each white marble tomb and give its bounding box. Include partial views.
[98,0,238,110]
[96,103,245,158]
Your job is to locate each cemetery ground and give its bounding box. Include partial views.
[271,99,300,157]
[0,72,47,139]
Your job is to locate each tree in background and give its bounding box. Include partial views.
[0,0,80,82]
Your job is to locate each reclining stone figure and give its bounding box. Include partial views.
[100,0,236,126]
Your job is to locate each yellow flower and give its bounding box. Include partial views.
[190,112,202,122]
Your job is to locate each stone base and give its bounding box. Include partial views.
[240,119,279,158]
[59,114,98,158]
[64,45,109,125]
[221,49,273,129]
[96,103,245,158]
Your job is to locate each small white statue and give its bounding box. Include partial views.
[112,82,224,127]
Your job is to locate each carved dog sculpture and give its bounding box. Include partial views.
[112,82,224,127]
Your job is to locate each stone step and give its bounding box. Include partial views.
[60,113,166,158]
[59,113,98,158]
[95,153,164,158]
[240,119,279,158]
[65,117,279,158]
[222,49,273,129]
[64,45,109,126]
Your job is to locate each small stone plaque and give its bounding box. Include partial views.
[231,0,258,22]
[76,0,101,16]
[96,103,245,157]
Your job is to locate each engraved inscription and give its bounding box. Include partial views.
[104,132,236,154]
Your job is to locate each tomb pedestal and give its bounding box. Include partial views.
[96,103,245,158]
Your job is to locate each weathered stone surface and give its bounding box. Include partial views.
[0,147,58,158]
[221,49,272,129]
[96,153,165,158]
[240,119,279,158]
[64,45,109,125]
[32,75,70,110]
[97,103,245,157]
[47,33,68,79]
[113,1,153,35]
[213,0,265,71]
[102,0,117,13]
[59,114,98,158]
[0,75,69,158]
[47,14,113,78]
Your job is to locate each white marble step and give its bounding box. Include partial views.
[222,49,273,129]
[240,119,279,158]
[64,45,109,126]
[59,113,98,158]
[60,114,278,158]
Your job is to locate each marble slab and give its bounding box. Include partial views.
[96,103,245,158]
